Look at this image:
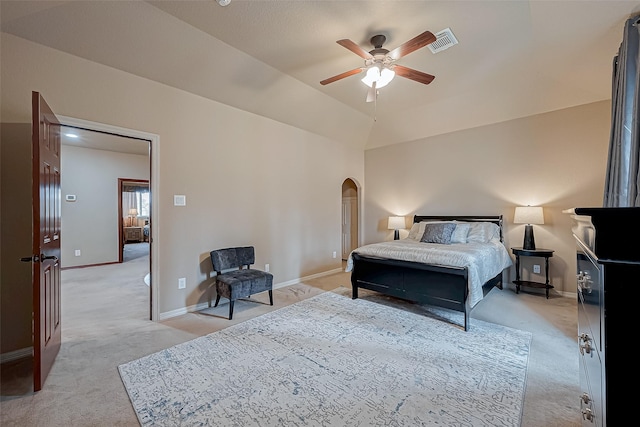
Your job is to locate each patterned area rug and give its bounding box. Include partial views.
[118,290,531,426]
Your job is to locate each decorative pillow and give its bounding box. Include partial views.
[407,222,424,240]
[409,221,447,241]
[420,222,456,244]
[409,220,469,242]
[450,222,470,244]
[465,222,500,243]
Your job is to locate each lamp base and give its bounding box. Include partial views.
[523,225,536,250]
[394,229,399,240]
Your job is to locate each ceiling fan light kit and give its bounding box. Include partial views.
[361,65,395,88]
[320,30,438,102]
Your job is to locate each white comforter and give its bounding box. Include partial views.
[346,239,513,308]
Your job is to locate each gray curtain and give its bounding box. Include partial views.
[603,14,640,207]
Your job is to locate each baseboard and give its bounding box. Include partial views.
[0,347,32,364]
[158,267,345,321]
[504,282,576,299]
[62,261,119,270]
[274,267,343,289]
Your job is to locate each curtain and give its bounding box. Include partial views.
[603,14,640,207]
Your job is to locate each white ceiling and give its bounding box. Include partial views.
[60,126,150,156]
[2,1,639,151]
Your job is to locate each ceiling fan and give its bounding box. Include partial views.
[320,31,437,102]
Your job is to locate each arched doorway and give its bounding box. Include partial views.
[341,178,359,261]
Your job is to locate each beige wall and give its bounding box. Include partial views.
[0,123,33,357]
[363,101,610,295]
[61,145,149,268]
[1,33,364,353]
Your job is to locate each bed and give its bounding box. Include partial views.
[346,215,513,331]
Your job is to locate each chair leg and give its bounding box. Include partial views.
[214,294,221,307]
[269,290,273,306]
[228,300,234,320]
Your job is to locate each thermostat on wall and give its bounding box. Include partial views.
[65,195,77,202]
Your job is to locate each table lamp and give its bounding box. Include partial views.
[128,208,138,226]
[388,216,405,240]
[514,206,544,250]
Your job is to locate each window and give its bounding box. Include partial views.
[136,191,150,217]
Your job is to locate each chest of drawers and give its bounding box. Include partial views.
[572,207,640,426]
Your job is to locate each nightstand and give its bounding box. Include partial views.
[124,226,143,243]
[511,247,554,298]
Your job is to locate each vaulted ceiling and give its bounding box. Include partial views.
[2,1,639,150]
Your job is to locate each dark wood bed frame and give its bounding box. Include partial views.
[351,215,505,331]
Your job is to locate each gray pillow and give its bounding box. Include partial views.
[420,222,456,244]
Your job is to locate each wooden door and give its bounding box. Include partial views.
[31,92,62,391]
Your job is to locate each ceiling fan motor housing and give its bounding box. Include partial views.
[368,35,390,59]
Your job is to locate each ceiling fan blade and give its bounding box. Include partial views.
[320,68,364,85]
[393,65,435,85]
[388,31,437,60]
[337,39,373,59]
[366,81,377,103]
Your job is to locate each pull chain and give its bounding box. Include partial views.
[374,90,378,122]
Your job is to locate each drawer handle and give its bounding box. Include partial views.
[581,407,595,422]
[580,392,595,422]
[579,333,592,355]
[577,271,592,293]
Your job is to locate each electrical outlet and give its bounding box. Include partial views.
[178,278,186,289]
[265,264,270,272]
[533,265,541,274]
[74,249,81,257]
[332,251,337,258]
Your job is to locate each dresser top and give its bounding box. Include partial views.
[572,207,640,262]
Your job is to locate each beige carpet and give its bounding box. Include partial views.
[0,252,580,426]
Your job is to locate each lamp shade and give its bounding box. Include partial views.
[513,206,544,225]
[128,208,139,216]
[388,216,405,230]
[362,65,395,88]
[361,66,380,87]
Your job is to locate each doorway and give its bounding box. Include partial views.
[119,179,150,263]
[341,178,359,261]
[58,115,160,321]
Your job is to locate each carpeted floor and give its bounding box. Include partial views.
[0,256,580,426]
[123,242,149,262]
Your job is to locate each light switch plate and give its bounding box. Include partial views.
[174,195,186,206]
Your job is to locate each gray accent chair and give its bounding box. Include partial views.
[209,246,273,320]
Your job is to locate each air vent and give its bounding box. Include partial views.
[428,28,458,54]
